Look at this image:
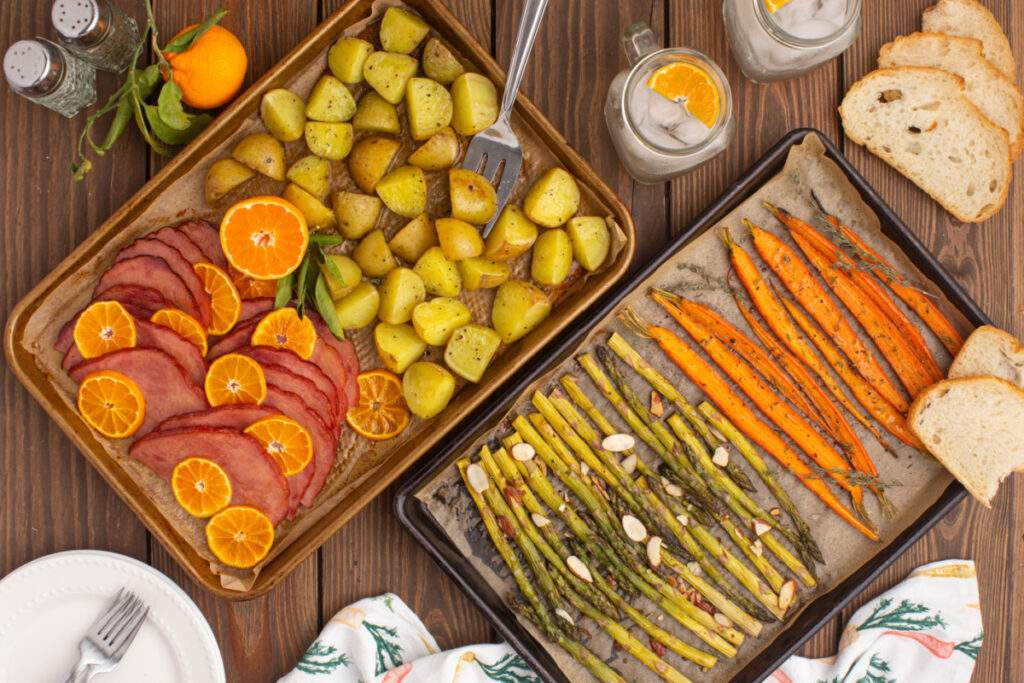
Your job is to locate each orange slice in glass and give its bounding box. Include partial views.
[229,264,278,299]
[244,415,313,476]
[194,262,242,335]
[346,370,410,441]
[205,353,267,406]
[220,196,308,281]
[77,370,146,438]
[171,457,233,518]
[151,308,208,356]
[646,61,720,128]
[764,0,792,12]
[205,505,275,568]
[250,307,317,360]
[73,300,137,359]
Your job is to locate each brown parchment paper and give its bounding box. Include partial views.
[18,0,625,591]
[416,134,974,682]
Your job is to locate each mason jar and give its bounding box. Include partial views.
[723,0,862,83]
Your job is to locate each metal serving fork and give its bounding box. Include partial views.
[462,0,551,238]
[63,588,150,683]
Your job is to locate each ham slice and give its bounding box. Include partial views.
[129,427,289,525]
[308,313,359,409]
[68,348,206,436]
[263,384,336,507]
[239,297,274,323]
[149,225,208,265]
[208,319,259,360]
[116,237,212,327]
[175,219,226,268]
[261,363,335,427]
[95,256,202,324]
[238,346,340,420]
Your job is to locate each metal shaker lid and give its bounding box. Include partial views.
[52,0,110,46]
[4,39,65,95]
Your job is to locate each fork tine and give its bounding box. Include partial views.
[99,593,138,642]
[92,588,127,633]
[111,604,149,658]
[462,144,486,173]
[94,590,133,637]
[481,153,505,183]
[103,594,142,645]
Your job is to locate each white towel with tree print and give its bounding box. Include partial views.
[279,593,539,683]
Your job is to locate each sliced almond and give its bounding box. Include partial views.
[580,462,590,477]
[675,513,689,527]
[567,555,593,583]
[713,612,733,628]
[752,518,771,537]
[555,608,575,626]
[602,433,635,452]
[650,391,665,417]
[751,539,764,557]
[646,536,663,568]
[511,442,536,462]
[664,483,683,498]
[769,507,782,518]
[466,463,489,492]
[621,453,638,475]
[622,514,648,543]
[686,561,702,576]
[778,579,797,612]
[558,503,567,513]
[531,513,551,528]
[712,446,730,467]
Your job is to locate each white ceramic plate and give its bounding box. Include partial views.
[0,550,225,683]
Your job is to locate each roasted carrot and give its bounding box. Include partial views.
[746,220,909,412]
[618,307,880,542]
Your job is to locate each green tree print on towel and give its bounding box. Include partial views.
[856,654,896,683]
[295,641,350,675]
[856,598,947,632]
[477,652,541,683]
[364,621,404,675]
[954,632,983,660]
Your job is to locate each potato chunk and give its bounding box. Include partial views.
[352,229,397,277]
[353,92,401,134]
[530,228,573,286]
[332,191,383,240]
[436,217,484,261]
[283,183,337,231]
[333,281,379,329]
[491,280,551,343]
[232,133,285,181]
[321,254,362,300]
[348,136,401,193]
[205,158,255,204]
[458,257,510,290]
[483,205,537,260]
[523,167,580,227]
[406,77,453,141]
[375,323,426,374]
[567,216,610,271]
[449,168,497,224]
[408,126,461,170]
[412,297,472,346]
[261,88,306,142]
[422,38,464,85]
[378,267,426,324]
[328,37,373,84]
[380,7,430,54]
[375,165,427,219]
[304,122,354,161]
[413,246,461,297]
[451,72,498,135]
[287,155,331,199]
[445,324,501,382]
[305,75,356,122]
[389,214,437,263]
[363,51,419,104]
[403,361,455,418]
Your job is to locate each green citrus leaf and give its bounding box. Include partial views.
[157,81,191,130]
[163,9,229,54]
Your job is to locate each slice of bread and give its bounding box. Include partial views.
[922,0,1016,80]
[909,376,1024,506]
[839,67,1011,223]
[949,325,1024,387]
[878,32,1024,158]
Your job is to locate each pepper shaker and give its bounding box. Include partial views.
[4,39,96,118]
[52,0,139,73]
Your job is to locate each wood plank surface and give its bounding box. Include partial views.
[0,1,1019,681]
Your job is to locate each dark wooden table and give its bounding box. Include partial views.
[2,1,1020,680]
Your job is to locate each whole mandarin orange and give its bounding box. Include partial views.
[165,24,247,110]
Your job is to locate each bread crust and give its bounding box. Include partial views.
[949,324,1024,381]
[923,0,1015,80]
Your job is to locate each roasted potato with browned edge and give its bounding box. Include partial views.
[333,191,383,240]
[436,217,484,261]
[205,158,255,204]
[403,361,455,418]
[379,7,430,54]
[283,184,336,231]
[375,165,427,218]
[353,92,401,134]
[328,37,373,84]
[413,246,462,297]
[389,214,437,263]
[375,322,426,374]
[378,267,426,324]
[232,133,285,181]
[407,126,460,171]
[352,229,397,278]
[567,216,610,272]
[334,281,379,329]
[363,51,418,105]
[261,88,306,142]
[492,279,551,343]
[287,155,330,199]
[451,73,498,136]
[449,168,497,224]
[348,136,401,193]
[445,324,501,382]
[458,257,510,290]
[412,297,472,346]
[523,168,580,227]
[422,38,464,85]
[321,254,362,300]
[530,228,573,285]
[305,75,356,122]
[483,205,538,260]
[304,122,353,161]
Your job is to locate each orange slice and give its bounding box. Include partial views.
[151,308,208,356]
[194,263,242,335]
[205,353,267,406]
[764,0,792,12]
[646,61,720,128]
[229,264,278,299]
[250,307,317,360]
[346,370,410,441]
[220,196,308,281]
[77,370,146,438]
[73,301,137,359]
[205,505,275,568]
[171,457,233,518]
[244,415,313,476]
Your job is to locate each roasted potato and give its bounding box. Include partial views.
[375,322,426,374]
[406,78,453,141]
[451,72,498,136]
[304,122,354,162]
[375,165,427,218]
[436,217,484,261]
[567,216,610,272]
[328,37,373,84]
[444,324,501,382]
[491,279,551,343]
[449,168,497,224]
[407,126,460,170]
[403,361,455,419]
[352,92,401,135]
[352,229,397,277]
[378,267,426,324]
[363,51,419,105]
[389,214,437,263]
[286,155,330,199]
[205,158,255,204]
[305,75,356,122]
[321,254,362,300]
[523,168,580,227]
[458,257,510,290]
[332,191,383,240]
[283,183,337,231]
[261,88,306,142]
[530,228,573,285]
[333,281,379,329]
[413,246,462,297]
[231,133,285,181]
[348,136,401,193]
[422,38,464,85]
[483,205,537,260]
[380,7,430,54]
[412,297,472,346]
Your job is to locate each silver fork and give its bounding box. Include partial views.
[63,588,150,683]
[462,0,551,238]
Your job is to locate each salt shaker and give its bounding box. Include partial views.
[4,39,96,118]
[52,0,139,73]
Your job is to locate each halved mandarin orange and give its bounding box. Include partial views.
[646,61,720,128]
[151,308,209,356]
[73,300,137,359]
[764,0,792,12]
[205,505,275,568]
[229,264,278,299]
[205,353,267,406]
[220,196,308,281]
[171,457,233,518]
[250,307,317,360]
[194,262,242,335]
[77,370,146,438]
[346,370,410,441]
[244,415,313,476]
